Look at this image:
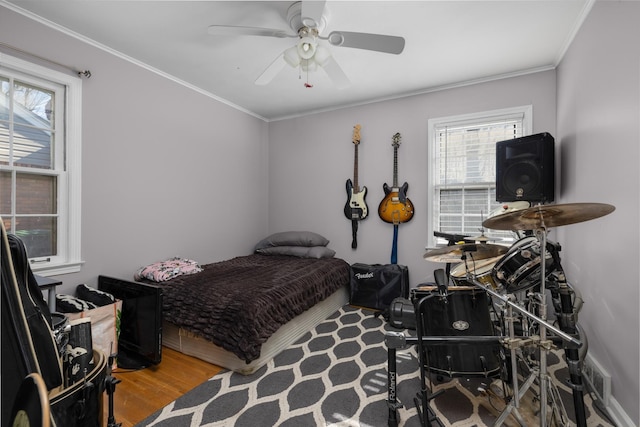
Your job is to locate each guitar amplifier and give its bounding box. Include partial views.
[350,263,409,311]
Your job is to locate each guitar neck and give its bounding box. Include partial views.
[392,146,398,188]
[353,143,359,192]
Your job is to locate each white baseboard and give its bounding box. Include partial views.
[606,396,636,427]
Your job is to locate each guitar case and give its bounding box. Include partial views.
[1,221,63,425]
[2,221,107,427]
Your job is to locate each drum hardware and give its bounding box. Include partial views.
[434,268,448,296]
[105,347,122,427]
[385,331,445,427]
[463,210,504,243]
[470,277,574,427]
[77,368,96,420]
[550,272,588,427]
[423,243,508,264]
[483,202,615,426]
[470,231,580,427]
[433,230,470,246]
[433,230,474,280]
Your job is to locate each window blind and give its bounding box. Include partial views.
[433,113,525,242]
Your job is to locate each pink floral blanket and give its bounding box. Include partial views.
[134,257,203,282]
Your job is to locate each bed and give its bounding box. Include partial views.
[136,232,351,375]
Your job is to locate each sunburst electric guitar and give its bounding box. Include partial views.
[378,132,414,263]
[344,124,368,248]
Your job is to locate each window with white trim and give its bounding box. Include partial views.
[1,54,83,275]
[427,106,532,247]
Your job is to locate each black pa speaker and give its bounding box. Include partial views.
[496,132,555,203]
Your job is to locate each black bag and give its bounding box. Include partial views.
[350,263,409,312]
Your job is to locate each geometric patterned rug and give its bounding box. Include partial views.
[136,305,615,427]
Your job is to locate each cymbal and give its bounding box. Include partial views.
[464,234,500,243]
[423,243,508,263]
[488,201,531,218]
[482,202,615,231]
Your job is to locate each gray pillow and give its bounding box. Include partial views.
[254,231,329,250]
[256,245,336,259]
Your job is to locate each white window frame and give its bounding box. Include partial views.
[1,53,83,275]
[427,105,532,248]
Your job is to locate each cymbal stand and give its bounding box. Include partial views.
[463,248,580,427]
[536,226,550,426]
[533,227,572,426]
[495,297,529,426]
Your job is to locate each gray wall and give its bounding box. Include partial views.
[267,71,556,285]
[268,2,639,424]
[556,1,639,424]
[1,7,270,286]
[1,1,637,425]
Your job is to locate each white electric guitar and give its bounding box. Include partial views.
[344,124,368,248]
[344,124,368,221]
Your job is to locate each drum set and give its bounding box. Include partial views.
[385,202,615,427]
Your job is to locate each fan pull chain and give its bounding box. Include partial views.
[304,59,313,88]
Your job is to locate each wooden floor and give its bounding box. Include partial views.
[103,347,222,427]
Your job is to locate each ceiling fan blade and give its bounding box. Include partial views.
[208,25,294,38]
[300,0,326,28]
[320,55,350,90]
[326,31,405,54]
[255,53,287,86]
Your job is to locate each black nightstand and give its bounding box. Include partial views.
[35,274,62,312]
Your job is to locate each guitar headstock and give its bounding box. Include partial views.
[352,124,362,145]
[392,132,402,148]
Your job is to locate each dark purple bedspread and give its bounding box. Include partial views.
[143,254,350,363]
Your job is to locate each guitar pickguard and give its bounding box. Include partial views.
[344,179,368,220]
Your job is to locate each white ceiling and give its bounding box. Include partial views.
[5,1,593,121]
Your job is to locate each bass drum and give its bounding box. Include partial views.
[49,349,107,427]
[493,236,556,293]
[413,286,502,378]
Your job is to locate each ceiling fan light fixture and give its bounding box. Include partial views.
[300,59,318,72]
[313,45,331,67]
[283,45,300,67]
[297,36,317,60]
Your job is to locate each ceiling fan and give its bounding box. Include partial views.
[207,1,405,88]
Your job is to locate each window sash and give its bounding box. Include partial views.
[1,53,82,275]
[428,106,532,247]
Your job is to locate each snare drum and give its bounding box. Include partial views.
[412,286,502,378]
[492,236,555,293]
[450,256,502,289]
